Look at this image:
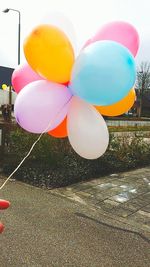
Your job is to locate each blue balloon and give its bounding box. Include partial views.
[69,41,136,106]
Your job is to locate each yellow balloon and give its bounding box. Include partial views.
[24,25,75,83]
[2,84,8,90]
[95,88,136,116]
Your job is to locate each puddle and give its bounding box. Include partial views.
[110,192,131,203]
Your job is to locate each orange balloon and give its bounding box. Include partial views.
[48,117,67,138]
[95,88,136,116]
[24,25,75,83]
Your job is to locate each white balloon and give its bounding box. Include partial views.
[40,11,78,56]
[67,97,109,159]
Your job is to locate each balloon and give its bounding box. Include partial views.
[40,11,78,55]
[24,25,75,83]
[62,81,69,86]
[48,117,67,138]
[2,84,8,90]
[12,63,43,94]
[69,41,136,106]
[14,80,72,133]
[0,223,4,234]
[82,39,92,49]
[67,97,109,159]
[0,199,10,210]
[96,88,136,116]
[85,21,139,57]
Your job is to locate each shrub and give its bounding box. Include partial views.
[2,127,150,188]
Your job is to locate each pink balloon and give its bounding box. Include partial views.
[84,21,139,57]
[12,63,43,94]
[14,80,72,133]
[82,39,92,49]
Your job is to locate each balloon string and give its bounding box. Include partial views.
[0,95,72,191]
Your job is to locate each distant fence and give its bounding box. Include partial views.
[106,120,150,127]
[0,89,17,105]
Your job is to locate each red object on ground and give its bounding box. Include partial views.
[0,199,10,210]
[0,222,4,233]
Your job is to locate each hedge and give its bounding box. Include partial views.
[1,127,150,188]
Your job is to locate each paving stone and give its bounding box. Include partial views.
[143,177,150,183]
[85,178,114,186]
[109,194,130,203]
[119,202,141,212]
[85,196,101,205]
[76,191,109,204]
[135,178,150,186]
[140,205,150,213]
[53,167,150,231]
[128,212,150,227]
[96,183,116,190]
[138,195,150,205]
[135,185,150,195]
[137,210,150,218]
[103,187,123,197]
[109,191,137,203]
[75,191,92,198]
[114,180,130,185]
[119,177,140,184]
[109,186,139,197]
[96,203,115,212]
[84,186,110,195]
[129,197,150,207]
[108,207,134,218]
[121,175,150,185]
[96,199,120,212]
[119,184,134,190]
[86,184,139,198]
[142,192,150,200]
[103,199,120,206]
[93,193,109,201]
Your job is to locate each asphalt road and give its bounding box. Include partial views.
[0,180,149,267]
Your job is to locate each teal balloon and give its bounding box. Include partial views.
[69,41,136,106]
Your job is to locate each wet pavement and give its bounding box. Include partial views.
[52,167,150,234]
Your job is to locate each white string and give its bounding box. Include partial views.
[0,96,72,190]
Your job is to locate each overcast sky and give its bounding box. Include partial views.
[0,0,150,68]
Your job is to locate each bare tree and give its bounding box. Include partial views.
[136,61,150,117]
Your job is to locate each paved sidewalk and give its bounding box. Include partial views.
[52,167,150,234]
[0,175,149,267]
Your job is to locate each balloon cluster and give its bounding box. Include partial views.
[12,19,139,159]
[0,199,10,233]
